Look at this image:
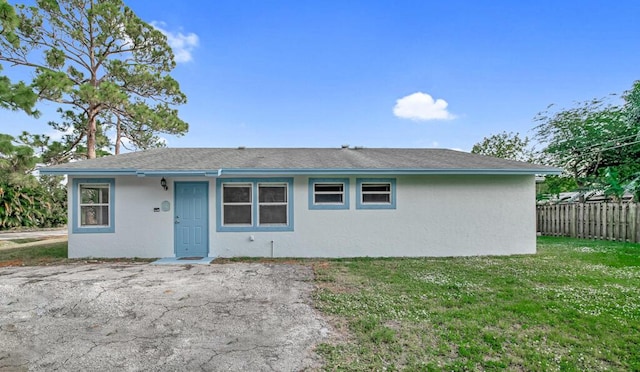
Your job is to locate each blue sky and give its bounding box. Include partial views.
[2,0,639,151]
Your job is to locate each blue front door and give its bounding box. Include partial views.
[175,182,209,257]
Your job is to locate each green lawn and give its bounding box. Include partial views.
[313,237,640,371]
[0,243,153,266]
[0,242,68,266]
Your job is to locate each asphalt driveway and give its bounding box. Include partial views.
[0,263,328,371]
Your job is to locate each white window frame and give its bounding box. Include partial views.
[308,178,350,210]
[221,183,253,226]
[72,178,115,234]
[361,183,391,204]
[79,183,111,227]
[257,183,289,226]
[356,178,396,210]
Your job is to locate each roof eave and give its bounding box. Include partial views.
[39,169,138,176]
[218,168,562,175]
[39,167,562,176]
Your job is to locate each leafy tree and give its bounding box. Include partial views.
[534,92,640,187]
[0,132,37,184]
[601,167,626,201]
[0,133,66,228]
[623,80,640,128]
[103,102,173,154]
[0,0,188,159]
[0,0,37,115]
[0,177,67,228]
[471,131,535,162]
[537,175,578,199]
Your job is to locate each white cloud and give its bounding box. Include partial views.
[151,21,199,63]
[47,125,75,142]
[393,92,456,121]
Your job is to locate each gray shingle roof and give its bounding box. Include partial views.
[40,147,561,175]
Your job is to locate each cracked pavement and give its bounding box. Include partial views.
[0,263,329,371]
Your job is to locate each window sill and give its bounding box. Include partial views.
[309,204,349,210]
[72,226,115,234]
[217,225,294,232]
[356,203,396,210]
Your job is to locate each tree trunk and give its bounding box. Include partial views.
[86,109,98,159]
[115,116,121,155]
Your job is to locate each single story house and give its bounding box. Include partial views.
[40,147,561,258]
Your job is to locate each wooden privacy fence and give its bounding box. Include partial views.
[537,203,640,243]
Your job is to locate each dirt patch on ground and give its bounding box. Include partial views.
[0,259,23,267]
[0,263,329,371]
[313,261,359,294]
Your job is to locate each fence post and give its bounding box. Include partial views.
[608,204,614,241]
[585,203,595,239]
[576,204,582,238]
[620,203,629,242]
[570,204,576,238]
[553,204,560,236]
[611,203,620,241]
[595,203,602,237]
[547,205,552,236]
[629,203,637,243]
[636,203,640,243]
[591,203,597,239]
[560,204,567,236]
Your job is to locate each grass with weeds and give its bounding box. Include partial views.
[0,242,69,266]
[0,243,155,266]
[8,238,43,244]
[314,237,640,371]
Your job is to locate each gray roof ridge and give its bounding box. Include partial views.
[39,147,562,174]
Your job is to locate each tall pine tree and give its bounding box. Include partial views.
[0,0,188,159]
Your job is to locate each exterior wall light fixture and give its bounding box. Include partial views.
[161,177,168,191]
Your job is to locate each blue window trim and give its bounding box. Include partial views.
[72,178,115,234]
[216,178,294,232]
[308,178,350,210]
[356,178,396,210]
